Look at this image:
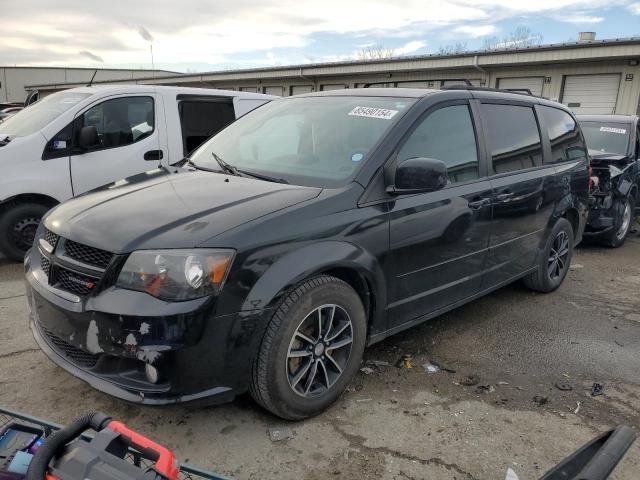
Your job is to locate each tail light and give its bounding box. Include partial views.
[588,165,593,193]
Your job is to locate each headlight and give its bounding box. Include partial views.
[116,249,234,301]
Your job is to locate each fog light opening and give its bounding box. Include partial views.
[145,363,159,384]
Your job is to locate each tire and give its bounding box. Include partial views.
[249,275,366,420]
[0,202,49,262]
[603,196,634,248]
[523,218,574,293]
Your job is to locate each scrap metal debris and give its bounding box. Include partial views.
[268,427,295,442]
[430,360,457,373]
[359,367,374,375]
[591,383,605,396]
[574,401,581,414]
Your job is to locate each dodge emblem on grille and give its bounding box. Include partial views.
[67,276,95,289]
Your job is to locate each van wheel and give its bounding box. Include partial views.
[0,203,49,262]
[603,196,634,248]
[523,218,573,293]
[249,275,366,420]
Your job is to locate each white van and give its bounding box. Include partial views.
[0,85,274,260]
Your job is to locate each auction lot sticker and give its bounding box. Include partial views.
[600,126,627,134]
[349,106,399,120]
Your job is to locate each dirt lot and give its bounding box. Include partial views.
[1,231,639,480]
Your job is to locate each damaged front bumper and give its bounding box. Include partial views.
[24,253,270,405]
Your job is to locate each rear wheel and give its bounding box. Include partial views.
[0,203,50,261]
[523,218,573,293]
[249,275,366,420]
[603,196,634,248]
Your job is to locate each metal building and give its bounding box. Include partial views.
[0,67,178,103]
[24,35,640,115]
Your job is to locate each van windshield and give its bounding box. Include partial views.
[581,122,631,156]
[189,96,415,188]
[0,91,91,137]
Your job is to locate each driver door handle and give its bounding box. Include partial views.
[468,198,490,209]
[144,150,163,161]
[495,192,514,202]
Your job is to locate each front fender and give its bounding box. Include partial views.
[240,240,387,322]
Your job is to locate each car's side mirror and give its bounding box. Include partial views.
[78,125,100,149]
[386,157,448,194]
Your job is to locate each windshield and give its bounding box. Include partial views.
[0,91,91,137]
[189,96,416,187]
[581,122,631,156]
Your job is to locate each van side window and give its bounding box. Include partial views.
[79,96,154,149]
[539,106,587,163]
[482,104,542,174]
[397,105,479,184]
[179,100,235,155]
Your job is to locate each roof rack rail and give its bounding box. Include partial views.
[440,85,535,96]
[363,78,475,88]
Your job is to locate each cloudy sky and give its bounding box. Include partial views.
[3,0,640,72]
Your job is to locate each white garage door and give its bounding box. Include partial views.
[291,85,314,95]
[263,86,284,96]
[497,77,544,96]
[562,74,621,114]
[321,84,346,91]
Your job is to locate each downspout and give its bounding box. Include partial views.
[299,67,317,91]
[473,55,488,86]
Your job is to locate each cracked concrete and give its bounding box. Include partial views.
[1,231,639,479]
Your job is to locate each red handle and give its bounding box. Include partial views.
[107,421,178,480]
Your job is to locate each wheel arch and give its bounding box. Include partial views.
[0,193,59,211]
[240,241,387,337]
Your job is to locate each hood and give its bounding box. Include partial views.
[44,168,321,253]
[588,149,628,163]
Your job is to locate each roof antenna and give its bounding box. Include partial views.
[86,69,98,87]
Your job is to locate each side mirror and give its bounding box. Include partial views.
[387,157,448,194]
[78,125,100,149]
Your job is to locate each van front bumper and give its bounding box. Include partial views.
[25,259,271,406]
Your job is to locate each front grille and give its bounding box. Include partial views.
[64,240,113,269]
[40,324,99,368]
[44,229,59,250]
[41,256,51,277]
[54,267,99,297]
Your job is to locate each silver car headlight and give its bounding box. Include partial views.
[116,249,235,301]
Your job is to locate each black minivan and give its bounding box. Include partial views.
[25,88,589,419]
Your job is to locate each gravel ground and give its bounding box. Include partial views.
[1,231,639,480]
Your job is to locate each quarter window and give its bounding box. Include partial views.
[539,106,587,163]
[79,96,154,149]
[397,105,479,183]
[482,104,542,174]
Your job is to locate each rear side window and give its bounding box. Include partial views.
[397,104,479,183]
[179,100,235,155]
[80,96,154,149]
[539,106,587,163]
[482,104,542,174]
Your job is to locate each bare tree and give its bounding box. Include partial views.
[437,42,468,55]
[482,26,543,50]
[356,44,396,60]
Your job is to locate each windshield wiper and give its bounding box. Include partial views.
[212,152,288,184]
[212,152,241,176]
[237,168,289,184]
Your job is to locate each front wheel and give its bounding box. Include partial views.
[603,196,634,248]
[523,218,574,293]
[0,203,50,262]
[249,275,366,420]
